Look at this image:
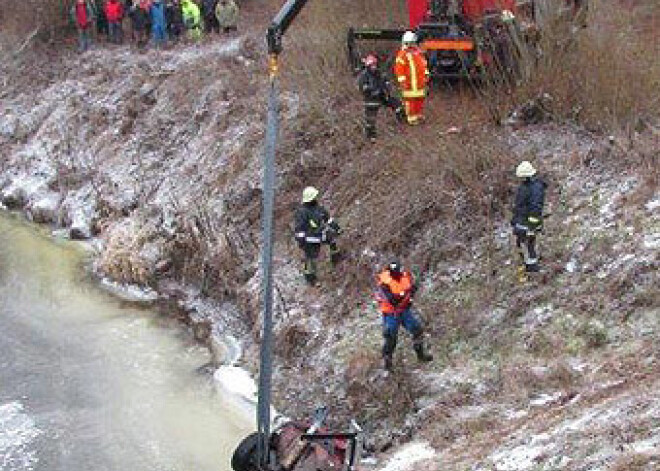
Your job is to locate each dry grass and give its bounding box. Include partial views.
[1,0,75,44]
[491,0,660,130]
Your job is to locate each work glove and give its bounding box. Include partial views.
[327,218,342,235]
[390,293,404,307]
[512,223,529,237]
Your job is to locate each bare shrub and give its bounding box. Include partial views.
[1,0,75,44]
[490,0,660,130]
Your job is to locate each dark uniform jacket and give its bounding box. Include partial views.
[294,202,330,245]
[357,67,391,103]
[512,177,547,228]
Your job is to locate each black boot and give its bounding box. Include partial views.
[329,243,341,265]
[304,273,317,286]
[525,263,540,273]
[383,354,393,371]
[414,343,433,363]
[395,107,406,123]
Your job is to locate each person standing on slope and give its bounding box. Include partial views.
[511,160,547,278]
[71,0,97,52]
[150,0,168,47]
[105,0,124,44]
[357,54,404,142]
[393,31,429,125]
[294,187,342,286]
[375,261,433,371]
[215,0,239,33]
[181,0,202,41]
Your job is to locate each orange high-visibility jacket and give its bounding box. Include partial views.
[393,46,429,99]
[375,269,414,315]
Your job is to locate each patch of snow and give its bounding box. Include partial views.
[98,278,159,303]
[378,442,435,471]
[530,392,562,407]
[645,197,660,212]
[643,233,660,250]
[505,409,529,420]
[630,434,660,454]
[210,334,242,366]
[213,365,269,425]
[489,436,551,471]
[27,191,60,224]
[214,365,257,400]
[565,257,579,273]
[1,175,48,207]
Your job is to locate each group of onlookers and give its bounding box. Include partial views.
[70,0,239,52]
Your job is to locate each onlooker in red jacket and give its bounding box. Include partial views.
[70,0,97,52]
[105,0,125,44]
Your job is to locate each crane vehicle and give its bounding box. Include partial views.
[347,0,527,81]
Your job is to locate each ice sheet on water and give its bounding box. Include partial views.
[0,401,41,471]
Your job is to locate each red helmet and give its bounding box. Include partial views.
[363,54,378,67]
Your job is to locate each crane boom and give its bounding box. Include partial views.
[267,0,311,56]
[257,2,312,471]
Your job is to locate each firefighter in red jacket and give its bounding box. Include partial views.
[375,261,433,371]
[393,31,429,125]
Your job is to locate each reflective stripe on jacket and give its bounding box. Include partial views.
[294,203,330,245]
[393,46,429,99]
[375,269,414,315]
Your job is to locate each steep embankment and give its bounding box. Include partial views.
[1,1,659,470]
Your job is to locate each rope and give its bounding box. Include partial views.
[256,74,279,470]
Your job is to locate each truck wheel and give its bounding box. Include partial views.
[231,432,264,471]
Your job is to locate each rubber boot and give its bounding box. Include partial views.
[395,107,406,123]
[382,331,397,371]
[304,273,317,286]
[525,263,540,273]
[329,244,341,266]
[413,343,433,363]
[517,264,528,283]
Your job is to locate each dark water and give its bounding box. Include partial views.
[0,213,252,471]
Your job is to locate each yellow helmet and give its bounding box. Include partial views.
[516,161,537,178]
[302,186,319,203]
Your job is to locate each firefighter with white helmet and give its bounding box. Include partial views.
[357,54,404,141]
[393,30,429,125]
[511,161,547,278]
[294,187,342,285]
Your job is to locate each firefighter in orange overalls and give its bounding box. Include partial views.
[393,31,429,125]
[375,261,433,371]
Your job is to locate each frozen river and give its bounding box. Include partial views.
[0,213,252,471]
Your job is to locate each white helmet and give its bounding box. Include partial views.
[515,161,537,178]
[302,186,319,203]
[402,31,417,46]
